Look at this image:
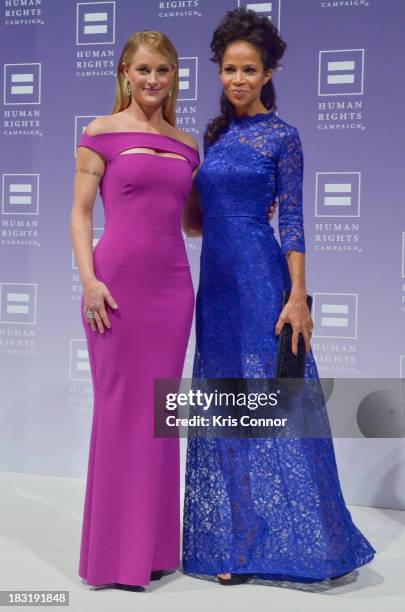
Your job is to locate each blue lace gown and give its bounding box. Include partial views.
[182,110,375,581]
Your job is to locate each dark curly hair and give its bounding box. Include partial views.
[204,8,287,149]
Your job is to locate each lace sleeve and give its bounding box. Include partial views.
[276,127,306,255]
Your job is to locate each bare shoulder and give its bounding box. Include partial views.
[174,129,199,151]
[84,115,116,136]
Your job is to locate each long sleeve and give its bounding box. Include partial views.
[276,126,306,254]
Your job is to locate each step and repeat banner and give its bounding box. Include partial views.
[1,0,404,509]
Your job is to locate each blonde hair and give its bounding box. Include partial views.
[112,30,179,126]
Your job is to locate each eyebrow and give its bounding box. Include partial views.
[135,63,170,68]
[223,63,258,68]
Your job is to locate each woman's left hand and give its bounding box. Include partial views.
[274,293,313,354]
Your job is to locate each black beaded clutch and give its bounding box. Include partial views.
[275,290,313,379]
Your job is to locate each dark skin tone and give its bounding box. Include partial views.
[222,40,313,581]
[182,39,314,582]
[182,39,313,354]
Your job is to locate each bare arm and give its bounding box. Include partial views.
[70,147,103,286]
[174,130,203,238]
[284,250,307,297]
[181,167,203,237]
[70,146,118,333]
[274,250,313,355]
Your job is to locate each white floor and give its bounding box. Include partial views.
[1,471,404,612]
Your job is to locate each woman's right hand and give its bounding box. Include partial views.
[83,278,119,333]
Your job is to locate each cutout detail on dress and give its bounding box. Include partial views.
[118,147,188,161]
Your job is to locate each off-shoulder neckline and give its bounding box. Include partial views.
[81,130,199,153]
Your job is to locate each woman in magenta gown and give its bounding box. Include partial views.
[70,31,199,589]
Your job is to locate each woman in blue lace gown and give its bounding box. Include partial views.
[181,8,375,585]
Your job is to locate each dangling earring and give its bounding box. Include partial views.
[168,88,172,97]
[125,79,131,97]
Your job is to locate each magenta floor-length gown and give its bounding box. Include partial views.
[76,129,199,586]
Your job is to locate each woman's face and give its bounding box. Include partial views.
[220,40,272,112]
[123,44,176,108]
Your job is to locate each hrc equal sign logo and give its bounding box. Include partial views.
[324,182,352,206]
[319,50,364,96]
[2,174,39,215]
[69,339,91,381]
[179,68,190,91]
[83,10,108,34]
[327,59,355,85]
[76,348,90,371]
[178,57,198,101]
[4,63,41,105]
[313,293,357,339]
[76,2,115,45]
[8,183,32,206]
[238,1,279,22]
[75,115,97,156]
[10,72,34,95]
[8,182,32,205]
[315,173,360,217]
[245,2,272,16]
[0,283,37,324]
[6,291,30,315]
[321,303,349,328]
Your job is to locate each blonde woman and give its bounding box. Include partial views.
[70,30,199,590]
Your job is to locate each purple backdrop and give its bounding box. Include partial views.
[1,0,404,510]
